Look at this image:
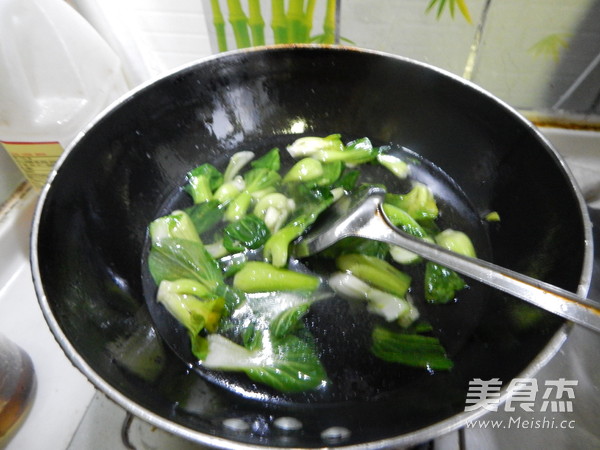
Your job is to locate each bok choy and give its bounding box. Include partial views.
[146,133,479,393]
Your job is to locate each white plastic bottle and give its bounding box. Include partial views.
[0,0,130,190]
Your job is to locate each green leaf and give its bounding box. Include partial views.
[426,0,472,23]
[332,169,360,191]
[184,200,224,235]
[371,326,453,370]
[222,215,271,253]
[251,147,281,171]
[528,33,569,62]
[287,183,334,220]
[185,163,223,203]
[308,161,344,187]
[244,333,329,392]
[424,262,467,303]
[270,302,312,338]
[214,283,245,316]
[149,210,201,245]
[157,279,225,335]
[243,167,281,193]
[201,332,329,393]
[382,203,429,238]
[148,238,223,289]
[385,183,439,221]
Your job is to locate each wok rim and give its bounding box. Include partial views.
[30,44,594,449]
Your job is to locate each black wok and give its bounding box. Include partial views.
[31,46,592,448]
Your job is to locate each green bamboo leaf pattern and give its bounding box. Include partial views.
[529,33,570,62]
[248,0,266,46]
[209,0,228,51]
[207,0,338,49]
[271,0,288,43]
[426,0,473,24]
[322,0,337,44]
[227,0,252,48]
[287,0,306,43]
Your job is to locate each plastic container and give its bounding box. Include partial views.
[0,333,36,445]
[0,0,130,190]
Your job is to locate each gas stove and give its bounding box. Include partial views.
[0,127,598,449]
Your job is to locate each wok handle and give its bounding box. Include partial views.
[362,206,600,334]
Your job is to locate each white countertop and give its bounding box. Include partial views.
[0,187,95,450]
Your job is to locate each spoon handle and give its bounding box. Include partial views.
[360,205,600,333]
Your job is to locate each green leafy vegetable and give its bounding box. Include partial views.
[386,182,439,221]
[148,238,222,289]
[435,229,476,257]
[213,176,245,204]
[309,161,344,187]
[251,147,280,171]
[243,167,281,193]
[201,332,328,392]
[377,153,410,179]
[308,136,379,164]
[233,261,320,292]
[320,236,389,259]
[185,163,223,204]
[269,302,312,338]
[224,190,253,222]
[286,134,344,159]
[484,211,501,222]
[382,203,429,238]
[328,272,418,324]
[336,253,411,298]
[253,192,295,232]
[222,215,270,253]
[149,210,201,245]
[424,262,467,303]
[223,151,255,182]
[283,157,324,183]
[185,200,224,235]
[222,167,281,222]
[424,229,475,303]
[147,133,475,392]
[371,326,454,370]
[157,279,224,335]
[263,185,335,267]
[332,169,360,191]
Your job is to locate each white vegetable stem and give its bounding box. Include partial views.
[328,272,419,324]
[223,151,255,182]
[202,334,267,369]
[377,154,410,179]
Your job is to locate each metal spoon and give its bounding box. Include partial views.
[293,186,600,333]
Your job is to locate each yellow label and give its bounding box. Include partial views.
[1,141,64,190]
